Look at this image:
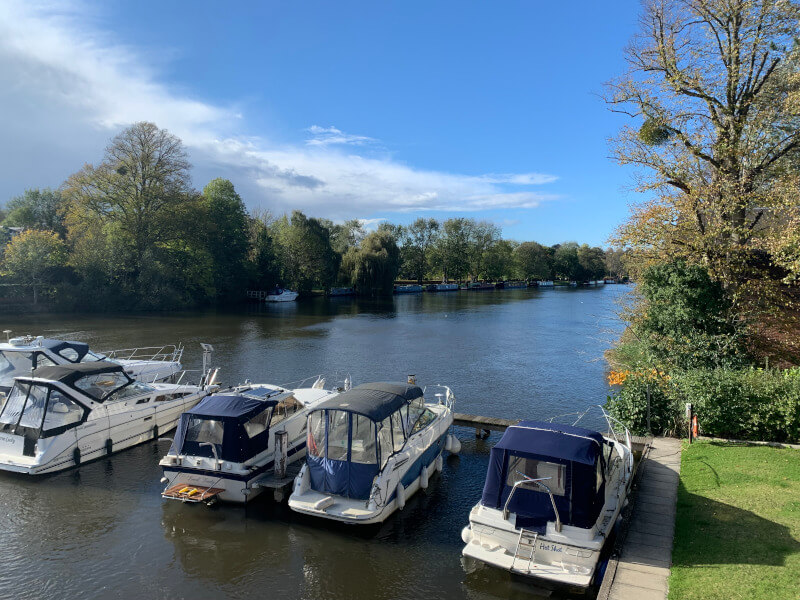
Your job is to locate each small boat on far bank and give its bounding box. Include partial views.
[265,288,299,302]
[328,287,355,297]
[462,282,495,291]
[394,284,424,294]
[501,281,527,289]
[426,282,460,292]
[461,414,634,590]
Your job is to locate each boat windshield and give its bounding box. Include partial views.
[73,371,132,401]
[0,382,86,442]
[0,351,58,389]
[81,350,108,362]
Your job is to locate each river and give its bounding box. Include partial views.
[0,284,630,600]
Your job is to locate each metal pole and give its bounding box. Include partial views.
[275,430,288,478]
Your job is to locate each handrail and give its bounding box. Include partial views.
[502,474,562,532]
[103,343,184,364]
[424,384,455,411]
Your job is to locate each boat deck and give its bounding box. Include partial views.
[162,483,225,502]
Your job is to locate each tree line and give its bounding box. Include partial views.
[0,122,625,309]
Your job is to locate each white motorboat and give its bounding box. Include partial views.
[265,288,299,302]
[461,415,634,590]
[0,362,217,475]
[289,381,460,524]
[159,379,339,504]
[0,334,185,395]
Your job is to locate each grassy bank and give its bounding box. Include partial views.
[669,441,800,600]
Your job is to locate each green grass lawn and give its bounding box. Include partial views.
[669,441,800,600]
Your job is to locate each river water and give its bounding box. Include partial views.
[0,285,630,600]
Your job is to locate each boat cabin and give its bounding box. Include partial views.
[169,389,296,463]
[0,337,107,392]
[0,363,150,456]
[306,382,435,500]
[480,420,613,533]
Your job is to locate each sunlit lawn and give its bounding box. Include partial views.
[668,441,800,600]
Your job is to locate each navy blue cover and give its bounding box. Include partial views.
[480,420,607,530]
[311,382,422,423]
[171,394,277,463]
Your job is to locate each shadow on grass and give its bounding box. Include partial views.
[671,480,800,568]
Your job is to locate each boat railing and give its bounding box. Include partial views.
[599,406,635,477]
[103,343,184,364]
[425,384,455,411]
[503,474,562,532]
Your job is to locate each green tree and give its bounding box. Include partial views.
[514,241,552,280]
[432,218,472,281]
[271,211,338,292]
[247,209,281,291]
[466,220,501,280]
[577,244,606,280]
[201,178,250,302]
[63,122,210,308]
[3,189,67,236]
[2,230,67,304]
[552,242,583,280]
[484,239,518,280]
[403,218,440,282]
[341,231,400,295]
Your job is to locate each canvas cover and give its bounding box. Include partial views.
[480,420,608,531]
[171,394,277,463]
[312,382,422,422]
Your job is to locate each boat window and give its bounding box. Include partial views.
[0,383,29,426]
[327,410,349,461]
[18,384,48,429]
[506,456,566,496]
[307,412,325,458]
[34,353,57,368]
[57,347,80,362]
[350,415,376,464]
[272,395,300,426]
[74,372,131,401]
[407,396,425,431]
[596,458,604,492]
[185,417,224,446]
[108,381,155,402]
[42,389,84,433]
[0,352,34,388]
[410,408,436,435]
[244,409,271,438]
[391,411,405,451]
[378,417,393,467]
[81,351,108,363]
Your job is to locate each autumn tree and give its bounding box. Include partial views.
[2,230,66,304]
[607,0,800,308]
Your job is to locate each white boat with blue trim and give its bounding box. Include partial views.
[289,380,460,524]
[461,414,634,589]
[159,379,338,504]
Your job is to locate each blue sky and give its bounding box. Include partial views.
[0,0,643,246]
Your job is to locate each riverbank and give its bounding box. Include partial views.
[668,440,800,600]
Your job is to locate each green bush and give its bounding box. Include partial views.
[607,368,800,442]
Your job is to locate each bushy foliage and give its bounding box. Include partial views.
[341,231,400,296]
[607,368,800,442]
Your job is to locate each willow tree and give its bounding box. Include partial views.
[341,231,400,296]
[607,0,800,310]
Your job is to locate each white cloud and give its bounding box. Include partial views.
[0,0,560,219]
[306,125,376,147]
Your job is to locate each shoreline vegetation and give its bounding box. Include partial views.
[0,122,628,313]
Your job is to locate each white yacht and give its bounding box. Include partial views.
[289,381,460,524]
[159,380,338,504]
[0,334,185,395]
[461,416,634,590]
[265,288,299,302]
[0,362,216,475]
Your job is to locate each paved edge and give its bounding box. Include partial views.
[597,437,683,600]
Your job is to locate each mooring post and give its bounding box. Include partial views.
[275,431,288,478]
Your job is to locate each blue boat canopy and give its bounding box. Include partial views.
[171,394,279,463]
[311,382,423,423]
[480,420,610,532]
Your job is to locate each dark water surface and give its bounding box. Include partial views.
[0,285,630,600]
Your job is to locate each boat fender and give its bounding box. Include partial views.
[435,455,443,473]
[73,447,81,466]
[152,425,159,440]
[420,464,429,490]
[396,483,406,510]
[445,434,461,455]
[105,438,113,455]
[461,525,473,544]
